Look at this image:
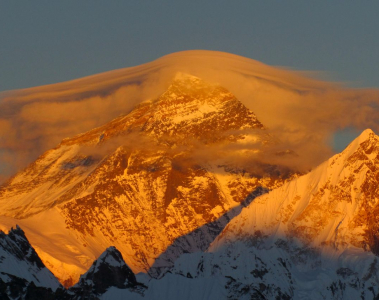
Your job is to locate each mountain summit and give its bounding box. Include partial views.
[212,128,379,252]
[0,74,292,285]
[69,246,143,298]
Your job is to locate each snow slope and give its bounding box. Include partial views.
[212,129,379,253]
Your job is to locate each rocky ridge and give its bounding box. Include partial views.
[68,246,145,299]
[0,226,61,299]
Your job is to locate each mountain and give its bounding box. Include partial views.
[4,129,379,300]
[0,226,61,299]
[2,70,378,298]
[211,128,379,252]
[68,246,145,299]
[0,228,144,299]
[0,73,293,286]
[150,128,379,299]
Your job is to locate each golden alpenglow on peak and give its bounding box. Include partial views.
[0,73,294,287]
[2,0,379,297]
[208,129,379,298]
[1,53,379,299]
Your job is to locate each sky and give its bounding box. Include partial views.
[1,2,379,181]
[1,1,379,92]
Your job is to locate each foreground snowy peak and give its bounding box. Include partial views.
[212,128,379,252]
[77,246,137,288]
[0,226,61,298]
[0,74,291,285]
[70,246,143,298]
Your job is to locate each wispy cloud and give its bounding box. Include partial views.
[1,50,378,182]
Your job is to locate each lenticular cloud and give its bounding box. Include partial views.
[1,50,379,181]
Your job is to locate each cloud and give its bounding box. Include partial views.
[1,50,379,182]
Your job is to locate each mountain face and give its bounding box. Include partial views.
[99,129,379,300]
[178,128,379,299]
[211,129,379,252]
[0,226,61,299]
[0,73,293,285]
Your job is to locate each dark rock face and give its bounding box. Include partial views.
[1,226,44,269]
[0,239,145,299]
[70,246,145,299]
[0,233,144,300]
[0,226,62,299]
[0,277,58,300]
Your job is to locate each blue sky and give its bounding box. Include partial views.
[1,1,379,92]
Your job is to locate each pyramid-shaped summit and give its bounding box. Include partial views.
[0,73,266,218]
[134,71,265,143]
[45,72,265,148]
[70,246,140,296]
[0,74,290,286]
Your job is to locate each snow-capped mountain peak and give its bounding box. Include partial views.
[211,128,379,253]
[0,73,291,286]
[335,128,377,159]
[0,226,61,292]
[70,246,143,298]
